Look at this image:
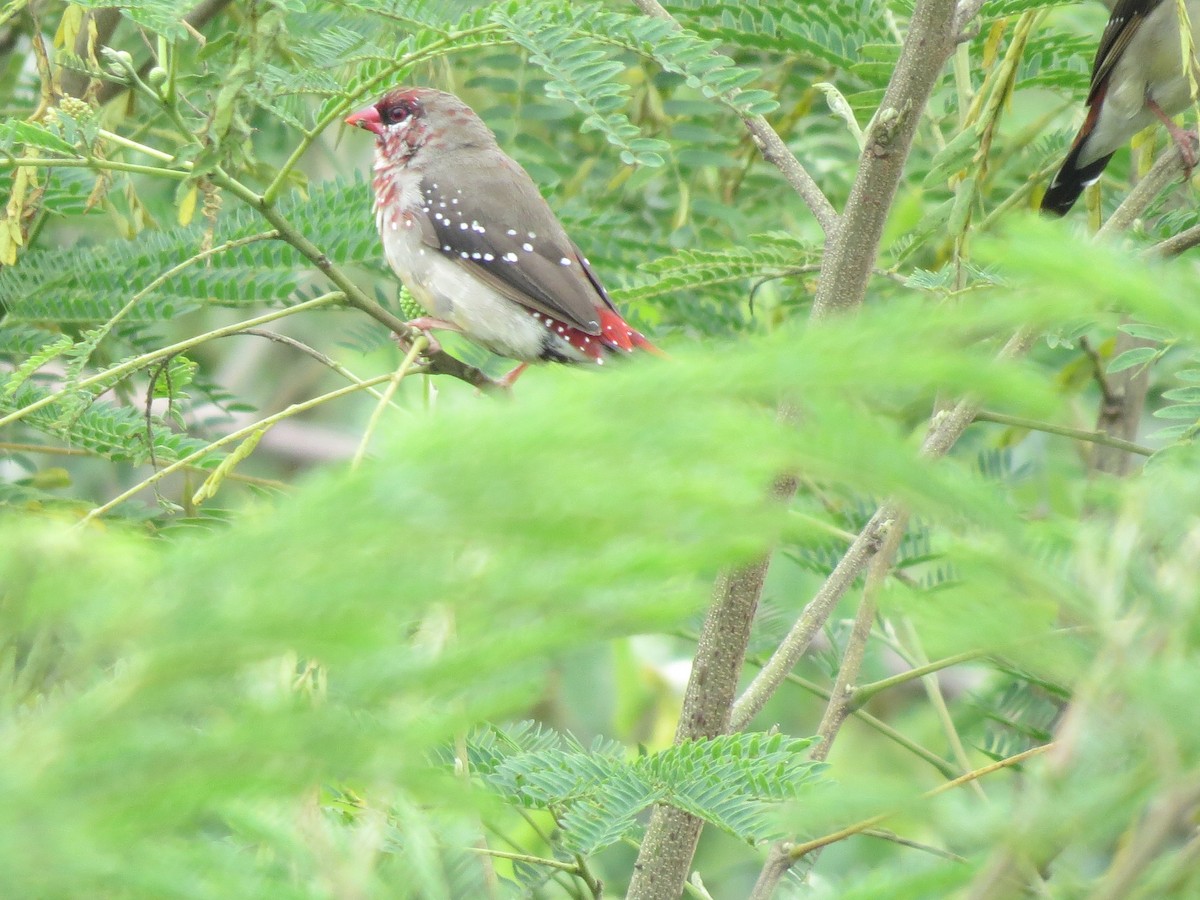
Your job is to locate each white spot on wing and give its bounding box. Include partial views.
[522,242,533,252]
[503,252,518,262]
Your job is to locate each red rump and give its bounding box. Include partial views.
[529,306,658,362]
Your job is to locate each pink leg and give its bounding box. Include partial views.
[499,363,529,387]
[396,316,461,356]
[1148,99,1199,173]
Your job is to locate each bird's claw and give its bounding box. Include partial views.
[394,316,462,357]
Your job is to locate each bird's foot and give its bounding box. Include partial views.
[498,363,529,388]
[395,317,461,357]
[1148,99,1199,175]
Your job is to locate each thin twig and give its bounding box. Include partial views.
[973,408,1152,456]
[851,648,987,707]
[76,374,395,523]
[0,293,344,430]
[748,744,1053,900]
[0,441,286,489]
[627,0,838,236]
[731,328,1033,731]
[465,846,581,873]
[350,336,428,469]
[812,514,908,759]
[239,329,411,408]
[796,743,1051,859]
[859,828,967,862]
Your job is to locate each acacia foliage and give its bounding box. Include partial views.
[2,1,1200,898]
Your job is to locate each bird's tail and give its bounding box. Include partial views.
[1041,141,1115,216]
[600,307,666,357]
[1041,89,1113,216]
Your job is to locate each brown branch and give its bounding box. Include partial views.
[1148,221,1200,257]
[1085,148,1188,475]
[626,475,799,900]
[59,8,121,101]
[1095,142,1189,241]
[811,0,959,318]
[1089,332,1154,473]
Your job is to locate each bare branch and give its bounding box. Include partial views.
[812,0,959,318]
[626,475,799,900]
[954,0,989,34]
[1148,220,1200,257]
[1096,142,1189,240]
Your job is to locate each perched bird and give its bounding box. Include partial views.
[346,87,657,384]
[1042,0,1200,216]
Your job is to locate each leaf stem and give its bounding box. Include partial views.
[851,648,986,707]
[0,156,191,179]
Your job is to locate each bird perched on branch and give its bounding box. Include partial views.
[346,86,658,385]
[1042,0,1200,216]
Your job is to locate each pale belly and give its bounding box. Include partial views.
[377,208,585,364]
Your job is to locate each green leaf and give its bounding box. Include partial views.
[1106,347,1159,373]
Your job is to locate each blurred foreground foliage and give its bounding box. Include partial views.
[3,0,1200,897]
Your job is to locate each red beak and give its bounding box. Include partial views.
[345,105,383,136]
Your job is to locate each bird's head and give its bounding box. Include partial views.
[346,87,496,161]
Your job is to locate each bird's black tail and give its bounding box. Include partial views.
[1041,140,1114,216]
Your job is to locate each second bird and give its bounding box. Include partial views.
[1042,0,1200,216]
[346,87,657,385]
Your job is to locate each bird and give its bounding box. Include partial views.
[1041,0,1200,216]
[345,86,658,385]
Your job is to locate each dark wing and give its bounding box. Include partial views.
[418,150,607,334]
[1088,0,1164,102]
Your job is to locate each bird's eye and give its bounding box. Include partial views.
[383,104,412,124]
